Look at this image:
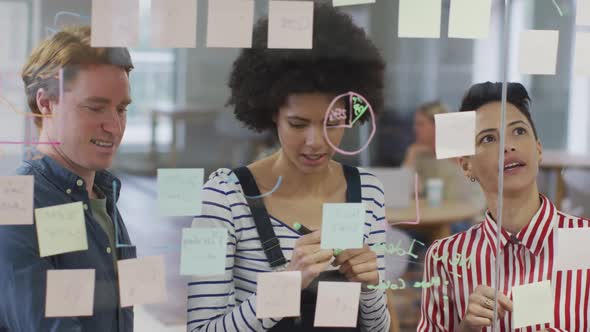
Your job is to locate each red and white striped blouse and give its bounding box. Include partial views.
[418,195,590,332]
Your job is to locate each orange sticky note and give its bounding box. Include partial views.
[45,269,95,317]
[256,271,301,318]
[118,256,167,307]
[314,282,361,327]
[0,176,33,225]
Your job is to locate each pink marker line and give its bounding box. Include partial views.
[0,141,61,145]
[391,173,421,226]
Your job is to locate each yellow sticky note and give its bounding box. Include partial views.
[518,30,559,75]
[91,0,139,47]
[256,271,301,318]
[435,111,476,159]
[207,0,254,48]
[574,32,590,76]
[314,281,361,327]
[45,269,95,317]
[151,0,197,48]
[577,0,590,26]
[448,0,491,39]
[118,256,167,307]
[35,202,88,257]
[0,176,33,225]
[332,0,375,6]
[268,1,314,49]
[512,280,554,328]
[398,0,441,38]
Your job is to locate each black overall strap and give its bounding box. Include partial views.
[232,167,287,268]
[343,165,362,203]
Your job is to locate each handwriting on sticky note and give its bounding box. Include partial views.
[448,0,492,39]
[118,256,167,307]
[0,176,33,225]
[321,203,365,250]
[333,0,375,6]
[256,271,301,318]
[518,30,559,75]
[398,0,442,38]
[157,168,204,216]
[268,1,314,49]
[180,228,227,276]
[206,0,254,48]
[151,0,197,48]
[556,228,590,270]
[35,202,88,257]
[512,280,553,328]
[435,111,476,159]
[91,0,139,47]
[45,269,95,317]
[314,282,361,327]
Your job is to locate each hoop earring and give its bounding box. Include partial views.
[470,177,476,182]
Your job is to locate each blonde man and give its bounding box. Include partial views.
[0,26,135,332]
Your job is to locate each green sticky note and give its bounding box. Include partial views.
[157,168,204,217]
[320,203,365,250]
[35,202,88,257]
[180,228,228,276]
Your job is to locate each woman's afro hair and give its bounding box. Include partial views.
[227,3,386,132]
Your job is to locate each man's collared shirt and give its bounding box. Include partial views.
[0,156,136,332]
[418,195,590,332]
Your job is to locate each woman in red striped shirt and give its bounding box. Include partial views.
[418,82,589,332]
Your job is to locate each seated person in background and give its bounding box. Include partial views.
[418,82,589,332]
[0,26,135,331]
[403,101,484,209]
[186,4,392,332]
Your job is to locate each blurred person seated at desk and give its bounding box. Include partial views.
[0,26,135,332]
[186,4,393,332]
[418,81,590,332]
[402,101,485,234]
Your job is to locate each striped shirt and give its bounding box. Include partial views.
[418,195,590,332]
[187,168,391,332]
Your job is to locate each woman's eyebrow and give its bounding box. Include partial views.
[507,120,529,127]
[476,128,497,137]
[287,116,309,122]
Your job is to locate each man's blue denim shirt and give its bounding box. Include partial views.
[0,156,136,332]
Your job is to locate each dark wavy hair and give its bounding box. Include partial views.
[227,3,385,132]
[459,81,539,140]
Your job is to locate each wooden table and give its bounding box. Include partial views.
[386,199,483,241]
[540,149,590,209]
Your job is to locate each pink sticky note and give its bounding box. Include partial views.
[151,0,197,48]
[206,0,254,48]
[314,281,361,327]
[256,271,301,318]
[91,0,139,47]
[0,176,33,225]
[45,269,95,317]
[268,1,314,49]
[118,256,167,307]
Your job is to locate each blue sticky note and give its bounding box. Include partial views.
[180,228,228,276]
[157,168,204,217]
[321,203,365,249]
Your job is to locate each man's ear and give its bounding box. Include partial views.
[36,88,53,116]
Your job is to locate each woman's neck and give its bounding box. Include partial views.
[485,184,541,234]
[266,150,340,197]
